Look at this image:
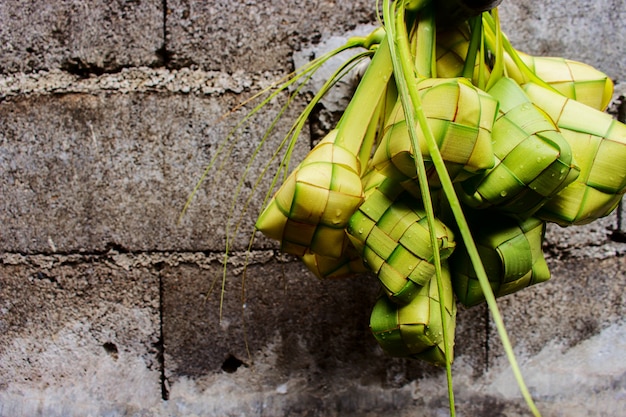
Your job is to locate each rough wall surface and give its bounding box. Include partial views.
[1,1,625,416]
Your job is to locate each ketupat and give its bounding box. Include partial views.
[347,169,456,305]
[524,82,626,226]
[505,51,614,111]
[190,1,624,416]
[449,210,550,306]
[434,23,491,84]
[371,76,498,191]
[370,261,457,366]
[300,239,368,280]
[456,76,581,218]
[255,38,395,258]
[254,129,365,258]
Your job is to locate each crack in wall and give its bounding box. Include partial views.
[156,263,169,401]
[612,98,626,241]
[484,304,491,372]
[155,0,172,69]
[125,42,174,395]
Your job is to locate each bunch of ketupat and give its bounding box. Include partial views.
[254,0,624,369]
[201,0,623,414]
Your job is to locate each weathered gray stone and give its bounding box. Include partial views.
[0,257,162,416]
[161,255,488,414]
[543,209,626,260]
[488,255,626,359]
[166,0,377,74]
[499,0,626,82]
[0,67,261,98]
[0,90,308,254]
[0,0,163,75]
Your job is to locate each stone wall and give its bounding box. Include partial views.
[1,1,625,416]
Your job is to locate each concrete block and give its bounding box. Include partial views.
[487,254,626,359]
[543,208,626,260]
[0,89,309,254]
[165,0,376,74]
[0,255,162,416]
[499,0,626,82]
[161,257,385,379]
[0,0,163,74]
